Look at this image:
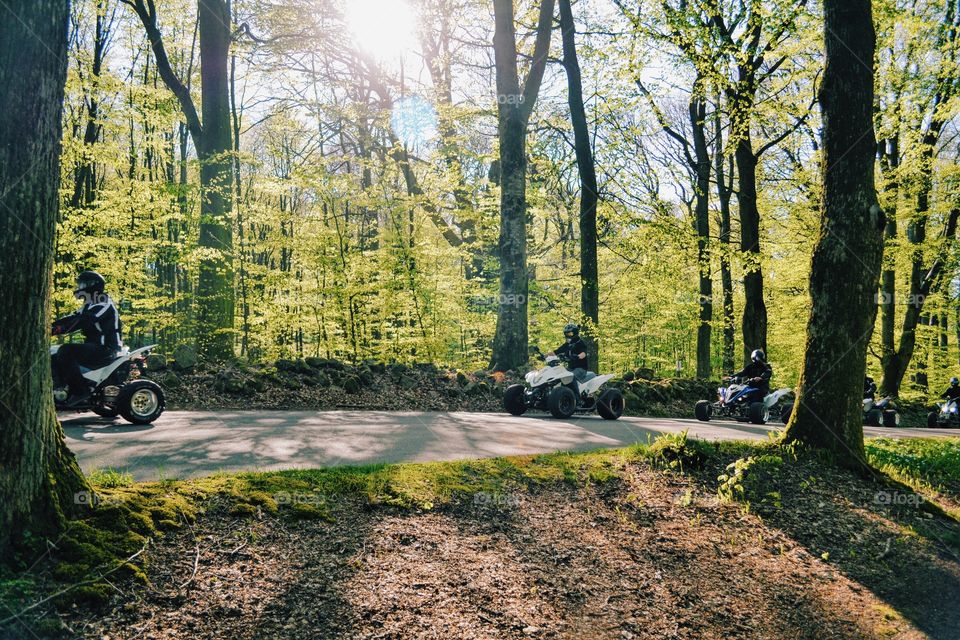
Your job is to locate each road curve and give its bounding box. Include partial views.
[60,410,959,481]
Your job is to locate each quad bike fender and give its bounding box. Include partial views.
[526,364,575,387]
[580,374,614,396]
[764,388,792,409]
[77,344,157,385]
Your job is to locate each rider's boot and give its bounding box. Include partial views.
[62,386,92,409]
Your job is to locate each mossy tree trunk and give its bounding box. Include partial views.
[783,0,882,467]
[0,0,89,558]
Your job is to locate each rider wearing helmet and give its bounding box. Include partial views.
[548,323,589,378]
[940,377,960,402]
[730,349,773,403]
[51,270,123,407]
[864,376,877,400]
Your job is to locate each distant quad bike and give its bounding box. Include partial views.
[503,351,624,420]
[695,376,793,425]
[928,399,960,428]
[51,344,165,425]
[863,396,899,427]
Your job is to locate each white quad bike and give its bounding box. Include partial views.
[51,344,165,424]
[863,396,899,427]
[695,376,793,425]
[503,353,624,420]
[928,399,960,428]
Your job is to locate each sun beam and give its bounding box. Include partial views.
[344,0,418,61]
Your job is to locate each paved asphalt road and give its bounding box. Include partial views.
[60,410,960,481]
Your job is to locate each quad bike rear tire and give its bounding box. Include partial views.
[748,401,769,425]
[117,380,165,425]
[694,400,712,422]
[865,409,882,427]
[928,411,939,428]
[91,405,119,418]
[503,384,527,416]
[597,389,624,420]
[780,403,794,424]
[882,410,900,428]
[548,386,577,419]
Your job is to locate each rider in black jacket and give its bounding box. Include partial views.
[730,349,772,403]
[941,377,960,403]
[549,323,589,377]
[51,271,123,407]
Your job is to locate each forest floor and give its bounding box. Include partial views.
[3,436,959,639]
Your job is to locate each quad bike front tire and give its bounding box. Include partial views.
[597,389,624,420]
[503,384,527,416]
[116,380,165,425]
[694,400,712,422]
[928,411,939,428]
[748,401,769,425]
[548,386,577,419]
[865,409,882,427]
[882,410,900,428]
[780,403,794,424]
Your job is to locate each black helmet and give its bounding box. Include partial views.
[75,270,106,296]
[951,377,958,387]
[751,349,766,363]
[563,323,580,341]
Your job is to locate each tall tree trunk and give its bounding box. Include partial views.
[558,0,599,369]
[0,0,88,557]
[489,0,554,371]
[715,106,736,374]
[878,135,898,388]
[689,90,712,379]
[230,37,250,358]
[195,0,234,358]
[733,107,767,364]
[784,0,881,467]
[128,0,234,359]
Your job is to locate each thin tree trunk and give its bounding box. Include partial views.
[734,111,767,364]
[878,135,898,388]
[714,105,736,374]
[689,88,712,379]
[784,0,881,468]
[558,0,599,369]
[0,0,89,557]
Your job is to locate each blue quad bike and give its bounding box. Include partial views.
[695,376,793,425]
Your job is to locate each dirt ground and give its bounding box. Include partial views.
[46,455,960,640]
